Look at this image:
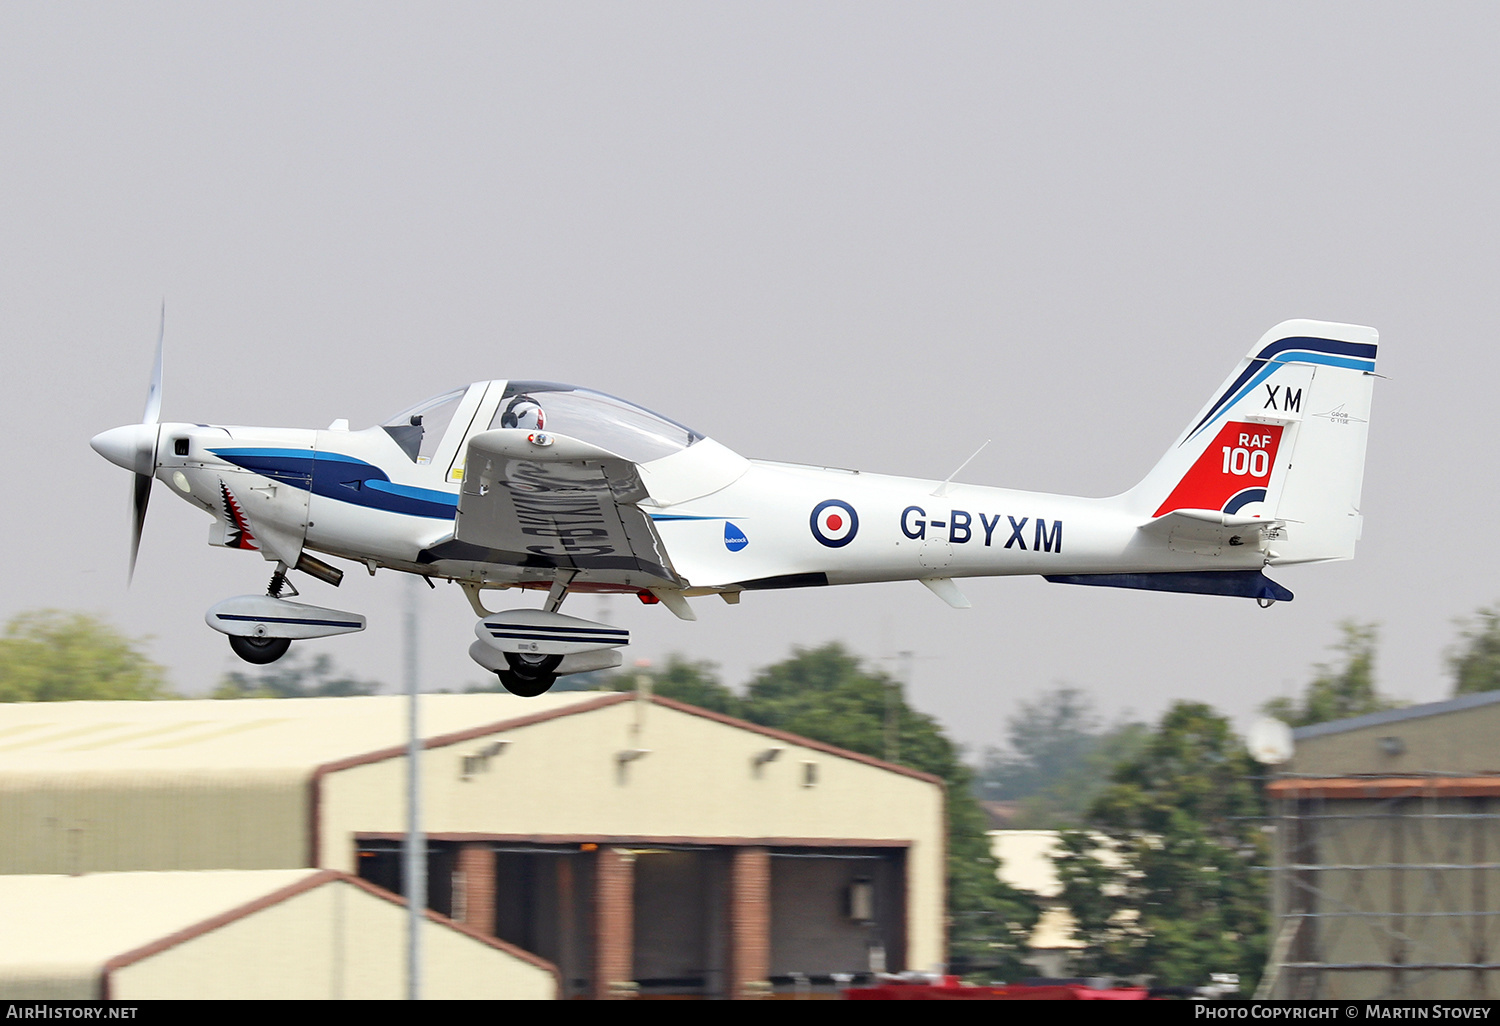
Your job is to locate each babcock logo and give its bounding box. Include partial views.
[724,521,749,552]
[810,499,859,548]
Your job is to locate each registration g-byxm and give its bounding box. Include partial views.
[91,318,1378,696]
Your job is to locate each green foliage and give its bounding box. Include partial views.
[980,686,1099,799]
[214,651,381,699]
[1261,621,1396,727]
[599,655,743,716]
[0,610,173,701]
[1448,605,1500,696]
[977,686,1148,829]
[1055,701,1267,991]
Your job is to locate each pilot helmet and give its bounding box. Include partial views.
[501,395,546,431]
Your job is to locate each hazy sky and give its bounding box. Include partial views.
[5,3,1497,750]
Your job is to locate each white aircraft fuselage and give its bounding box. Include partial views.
[91,318,1379,693]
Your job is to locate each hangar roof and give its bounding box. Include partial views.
[1293,689,1500,740]
[0,691,939,783]
[0,692,606,773]
[0,868,320,981]
[1286,689,1500,777]
[0,869,559,1000]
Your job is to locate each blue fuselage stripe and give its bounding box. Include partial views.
[209,448,460,520]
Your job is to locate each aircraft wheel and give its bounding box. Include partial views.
[498,652,562,697]
[229,634,292,665]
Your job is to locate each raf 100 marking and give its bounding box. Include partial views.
[900,507,1063,552]
[1222,431,1275,477]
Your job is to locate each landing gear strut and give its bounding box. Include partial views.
[226,565,298,665]
[209,563,366,666]
[468,575,626,697]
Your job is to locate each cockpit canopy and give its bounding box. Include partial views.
[383,381,703,466]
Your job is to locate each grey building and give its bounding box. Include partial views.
[1263,692,1500,999]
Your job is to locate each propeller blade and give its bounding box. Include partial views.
[129,471,152,584]
[142,301,163,425]
[129,304,164,584]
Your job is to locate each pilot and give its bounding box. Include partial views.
[500,394,546,431]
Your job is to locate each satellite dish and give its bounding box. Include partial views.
[1248,717,1294,765]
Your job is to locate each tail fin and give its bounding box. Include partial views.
[1124,319,1379,563]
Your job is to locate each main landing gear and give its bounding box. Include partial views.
[498,653,563,697]
[467,578,629,698]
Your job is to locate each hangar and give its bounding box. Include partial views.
[0,869,556,999]
[0,690,945,999]
[1262,691,1500,999]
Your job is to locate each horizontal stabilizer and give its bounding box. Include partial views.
[1139,508,1285,558]
[1141,508,1283,532]
[1044,570,1294,602]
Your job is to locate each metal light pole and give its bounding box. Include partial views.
[404,574,424,1000]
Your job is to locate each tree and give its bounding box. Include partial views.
[1054,701,1267,992]
[977,686,1147,828]
[1261,621,1395,727]
[0,610,173,701]
[1448,604,1500,696]
[738,643,1038,979]
[979,686,1099,801]
[213,651,381,699]
[599,655,742,716]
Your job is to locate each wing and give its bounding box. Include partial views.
[420,428,682,589]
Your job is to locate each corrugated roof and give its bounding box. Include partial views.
[0,691,943,786]
[1292,690,1500,741]
[0,868,319,973]
[0,692,606,773]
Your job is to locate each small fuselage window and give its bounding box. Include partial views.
[382,387,467,463]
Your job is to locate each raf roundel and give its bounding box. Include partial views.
[810,499,859,548]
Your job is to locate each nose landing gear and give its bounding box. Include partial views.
[229,634,292,665]
[207,563,368,665]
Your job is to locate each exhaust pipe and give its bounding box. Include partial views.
[295,552,345,587]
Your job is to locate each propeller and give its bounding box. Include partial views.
[130,305,165,581]
[91,304,165,583]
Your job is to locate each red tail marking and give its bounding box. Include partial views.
[1153,422,1284,517]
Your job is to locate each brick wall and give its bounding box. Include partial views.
[454,842,495,936]
[593,846,636,999]
[730,845,771,999]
